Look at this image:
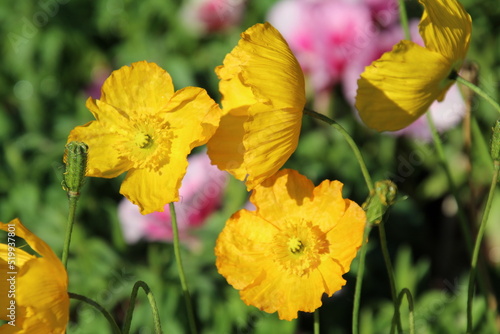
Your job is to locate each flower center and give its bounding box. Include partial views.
[272,220,330,277]
[288,237,304,254]
[135,133,153,149]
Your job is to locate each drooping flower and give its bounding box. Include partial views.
[355,0,472,131]
[0,218,69,333]
[68,61,222,214]
[207,23,306,190]
[118,151,228,247]
[215,169,366,320]
[343,20,466,140]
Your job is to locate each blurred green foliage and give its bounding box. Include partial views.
[1,0,500,333]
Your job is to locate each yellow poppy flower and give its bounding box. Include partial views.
[0,218,69,333]
[355,0,472,131]
[215,169,366,320]
[207,23,306,190]
[68,61,222,214]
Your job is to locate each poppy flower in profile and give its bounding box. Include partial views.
[207,23,306,190]
[355,0,471,131]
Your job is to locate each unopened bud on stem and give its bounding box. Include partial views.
[62,141,88,197]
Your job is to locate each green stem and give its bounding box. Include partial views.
[466,163,500,333]
[397,0,411,40]
[397,288,415,334]
[457,76,500,114]
[303,108,374,192]
[169,202,198,334]
[69,292,121,334]
[122,281,162,334]
[378,223,402,334]
[426,113,473,251]
[352,224,373,334]
[62,194,79,268]
[314,308,320,334]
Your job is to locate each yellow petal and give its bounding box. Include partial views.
[209,23,305,189]
[251,169,315,225]
[166,87,222,149]
[100,61,175,117]
[67,108,132,178]
[242,104,302,189]
[17,258,69,332]
[356,40,452,131]
[418,0,472,64]
[325,200,366,273]
[215,210,278,290]
[205,113,247,180]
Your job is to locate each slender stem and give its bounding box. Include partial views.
[397,0,411,40]
[122,281,162,334]
[397,288,415,334]
[378,223,402,334]
[352,224,373,334]
[466,163,500,333]
[69,292,121,334]
[426,113,473,251]
[169,202,198,334]
[457,76,500,114]
[314,308,320,334]
[303,108,374,192]
[62,194,79,268]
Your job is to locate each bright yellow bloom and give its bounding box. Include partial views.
[355,0,472,131]
[215,169,366,320]
[0,219,69,333]
[68,61,222,214]
[207,23,306,190]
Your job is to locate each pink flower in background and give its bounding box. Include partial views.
[268,0,376,92]
[118,151,228,245]
[181,0,245,35]
[342,20,466,140]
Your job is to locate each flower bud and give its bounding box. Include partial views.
[62,141,88,197]
[363,180,398,225]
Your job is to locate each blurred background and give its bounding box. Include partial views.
[1,0,500,333]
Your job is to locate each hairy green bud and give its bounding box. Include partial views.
[492,120,500,162]
[62,141,88,197]
[363,180,398,225]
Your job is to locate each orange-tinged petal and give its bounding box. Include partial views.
[326,200,366,273]
[100,61,175,117]
[356,40,452,131]
[418,0,471,63]
[251,169,314,225]
[215,210,278,289]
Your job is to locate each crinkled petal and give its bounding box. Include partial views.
[120,160,187,215]
[100,61,175,116]
[326,200,366,273]
[215,210,278,289]
[356,40,452,131]
[251,169,315,225]
[242,104,303,189]
[166,86,222,149]
[17,258,69,332]
[239,258,342,320]
[418,0,471,63]
[218,23,306,110]
[67,118,132,178]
